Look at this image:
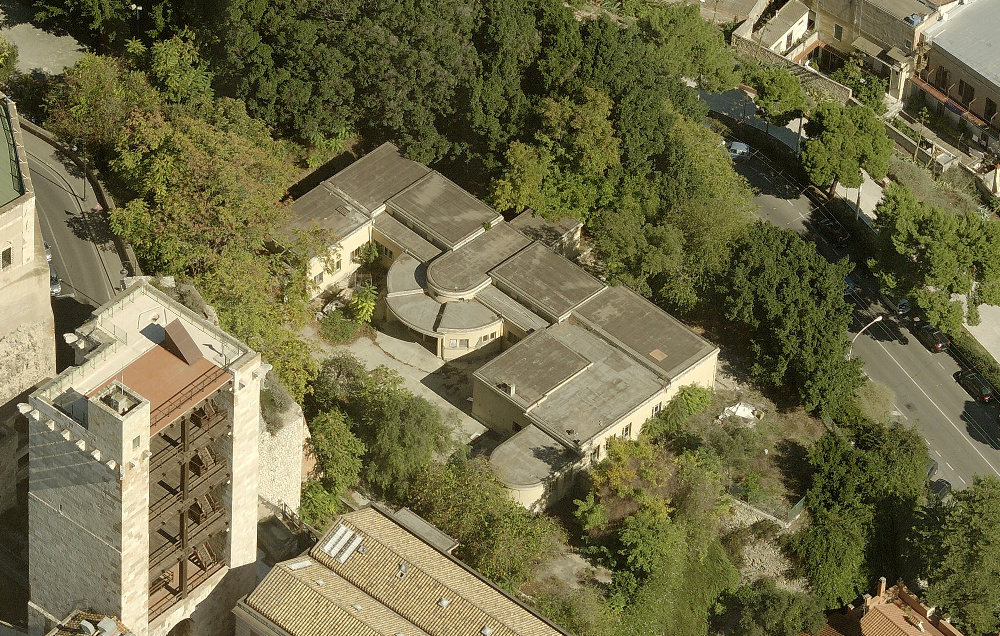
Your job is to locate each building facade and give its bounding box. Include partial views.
[24,281,264,636]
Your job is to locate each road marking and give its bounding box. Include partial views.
[958,475,967,485]
[937,361,946,370]
[871,338,1000,477]
[946,462,954,470]
[935,450,942,457]
[892,404,908,420]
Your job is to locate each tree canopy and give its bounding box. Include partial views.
[802,103,892,192]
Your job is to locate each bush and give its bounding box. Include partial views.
[320,310,362,343]
[299,480,345,529]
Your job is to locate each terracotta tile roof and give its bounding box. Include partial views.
[244,507,567,636]
[861,604,948,636]
[815,612,863,636]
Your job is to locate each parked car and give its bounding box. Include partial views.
[929,478,952,502]
[726,141,751,162]
[880,293,911,316]
[816,218,849,248]
[955,370,993,404]
[44,241,51,262]
[913,323,950,353]
[48,263,61,296]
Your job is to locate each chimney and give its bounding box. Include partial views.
[507,383,515,396]
[877,576,887,599]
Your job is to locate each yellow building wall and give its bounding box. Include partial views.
[307,224,372,300]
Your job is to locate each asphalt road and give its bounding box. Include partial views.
[24,131,117,370]
[736,149,1000,489]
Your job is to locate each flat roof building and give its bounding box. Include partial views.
[292,145,719,508]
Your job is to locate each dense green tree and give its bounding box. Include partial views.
[406,457,562,590]
[129,35,214,105]
[869,182,1000,332]
[729,580,826,636]
[745,63,806,126]
[309,353,453,498]
[787,500,871,606]
[640,384,712,444]
[916,476,1000,636]
[802,103,892,193]
[716,222,863,412]
[490,87,621,223]
[308,409,365,496]
[349,283,378,323]
[831,55,888,114]
[216,0,354,144]
[0,36,18,87]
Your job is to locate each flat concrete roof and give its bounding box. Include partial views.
[437,300,499,332]
[757,0,808,48]
[388,172,503,250]
[385,292,441,335]
[475,328,592,410]
[476,323,664,443]
[490,425,577,487]
[867,0,931,20]
[527,323,663,443]
[475,285,549,334]
[288,182,370,238]
[373,213,442,263]
[489,243,605,322]
[509,210,581,249]
[573,286,718,381]
[328,142,430,213]
[426,223,531,296]
[385,253,427,296]
[924,3,1000,92]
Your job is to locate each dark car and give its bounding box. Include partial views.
[844,274,862,295]
[880,293,911,316]
[817,218,850,248]
[929,478,952,502]
[913,324,950,353]
[956,370,993,404]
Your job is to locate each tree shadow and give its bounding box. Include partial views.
[0,0,36,28]
[962,400,1000,450]
[287,148,359,200]
[774,438,812,502]
[734,159,800,200]
[64,204,118,246]
[52,295,97,370]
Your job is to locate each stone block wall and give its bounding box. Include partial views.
[0,424,16,514]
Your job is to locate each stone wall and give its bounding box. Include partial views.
[0,424,16,514]
[732,32,854,103]
[257,410,306,513]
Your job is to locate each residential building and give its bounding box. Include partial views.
[233,505,570,636]
[814,577,964,636]
[24,280,266,636]
[913,0,1000,151]
[756,0,811,55]
[293,144,718,509]
[799,0,943,100]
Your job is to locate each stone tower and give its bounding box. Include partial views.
[24,281,262,636]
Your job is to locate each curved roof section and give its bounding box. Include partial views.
[386,253,427,297]
[386,293,441,336]
[490,425,577,488]
[426,223,530,297]
[437,301,499,333]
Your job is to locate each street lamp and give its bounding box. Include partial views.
[71,139,87,202]
[849,314,884,357]
[130,3,143,36]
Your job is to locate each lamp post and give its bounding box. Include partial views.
[130,3,143,36]
[71,139,86,201]
[849,314,884,358]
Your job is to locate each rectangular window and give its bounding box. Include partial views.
[986,98,998,124]
[652,402,662,417]
[459,339,469,348]
[313,271,323,285]
[332,255,342,272]
[1,247,10,270]
[605,435,615,451]
[132,436,140,449]
[590,447,600,463]
[785,32,793,50]
[623,423,633,439]
[351,245,364,262]
[834,23,843,40]
[449,339,458,348]
[959,79,975,105]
